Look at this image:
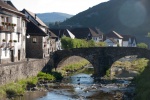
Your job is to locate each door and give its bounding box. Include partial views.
[18,50,20,61]
[10,50,14,62]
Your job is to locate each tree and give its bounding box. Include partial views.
[61,37,96,49]
[87,40,95,47]
[95,42,106,47]
[137,43,148,49]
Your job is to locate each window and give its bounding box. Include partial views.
[32,38,37,43]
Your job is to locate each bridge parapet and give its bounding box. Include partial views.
[51,47,150,77]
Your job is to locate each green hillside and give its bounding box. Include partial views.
[61,0,150,45]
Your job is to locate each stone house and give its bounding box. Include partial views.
[22,9,57,58]
[0,0,26,64]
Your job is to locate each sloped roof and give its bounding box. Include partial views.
[122,35,137,43]
[48,30,57,38]
[91,27,104,35]
[66,29,75,39]
[89,28,101,37]
[122,35,131,41]
[26,21,47,36]
[4,1,17,9]
[22,9,47,27]
[0,0,24,16]
[70,27,101,39]
[50,29,72,38]
[106,31,123,39]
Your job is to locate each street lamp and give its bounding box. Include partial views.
[26,34,30,38]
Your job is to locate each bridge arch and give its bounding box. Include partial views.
[51,47,150,77]
[56,56,93,68]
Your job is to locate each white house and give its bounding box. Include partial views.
[105,31,137,47]
[0,0,27,64]
[122,35,137,47]
[105,31,123,47]
[104,38,118,47]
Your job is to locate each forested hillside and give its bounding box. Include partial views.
[61,0,150,45]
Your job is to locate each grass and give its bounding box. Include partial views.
[37,72,55,81]
[57,59,90,76]
[0,71,63,99]
[104,58,150,99]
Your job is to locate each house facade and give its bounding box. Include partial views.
[0,0,26,64]
[122,35,137,47]
[22,9,57,58]
[104,38,118,47]
[105,31,123,47]
[104,31,137,47]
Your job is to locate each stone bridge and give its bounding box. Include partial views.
[51,47,150,77]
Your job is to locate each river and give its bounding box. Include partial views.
[13,67,135,100]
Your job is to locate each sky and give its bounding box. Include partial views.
[11,0,109,15]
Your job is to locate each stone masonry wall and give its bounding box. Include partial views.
[0,58,49,85]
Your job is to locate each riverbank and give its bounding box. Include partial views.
[0,58,89,99]
[0,71,62,99]
[107,58,150,100]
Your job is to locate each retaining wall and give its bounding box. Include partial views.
[0,58,49,85]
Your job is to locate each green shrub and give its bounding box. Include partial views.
[37,72,56,81]
[3,83,25,98]
[50,72,63,80]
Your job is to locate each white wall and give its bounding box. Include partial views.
[122,41,128,47]
[104,39,117,47]
[0,14,26,61]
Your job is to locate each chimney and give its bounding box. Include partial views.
[35,14,36,19]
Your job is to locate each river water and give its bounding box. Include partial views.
[13,68,135,100]
[34,73,134,100]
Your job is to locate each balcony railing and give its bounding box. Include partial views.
[0,26,14,32]
[0,22,16,32]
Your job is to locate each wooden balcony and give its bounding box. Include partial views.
[0,26,14,32]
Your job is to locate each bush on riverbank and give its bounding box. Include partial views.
[0,71,63,99]
[0,77,37,99]
[37,72,56,81]
[133,59,150,100]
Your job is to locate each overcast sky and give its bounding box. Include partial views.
[11,0,109,15]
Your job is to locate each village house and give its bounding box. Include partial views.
[104,31,137,47]
[22,9,57,58]
[70,27,103,42]
[0,0,26,64]
[105,31,123,47]
[50,28,75,50]
[122,35,137,47]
